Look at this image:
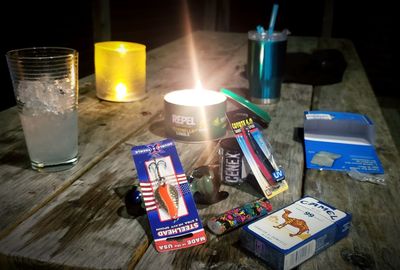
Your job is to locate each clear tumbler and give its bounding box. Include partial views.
[6,47,79,171]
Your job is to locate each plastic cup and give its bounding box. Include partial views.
[247,30,288,104]
[6,47,79,172]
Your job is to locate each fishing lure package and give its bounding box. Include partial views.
[226,110,288,199]
[131,139,207,252]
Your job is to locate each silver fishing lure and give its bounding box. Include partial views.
[149,158,179,219]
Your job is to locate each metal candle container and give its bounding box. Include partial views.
[164,89,227,141]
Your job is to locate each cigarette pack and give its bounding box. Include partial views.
[240,196,351,270]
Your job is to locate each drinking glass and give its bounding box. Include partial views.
[6,47,79,171]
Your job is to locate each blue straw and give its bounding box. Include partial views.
[256,25,265,34]
[268,4,279,37]
[263,3,279,98]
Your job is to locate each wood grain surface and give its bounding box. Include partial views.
[300,38,400,270]
[0,32,246,238]
[0,32,398,270]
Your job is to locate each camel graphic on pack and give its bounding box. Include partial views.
[273,209,310,237]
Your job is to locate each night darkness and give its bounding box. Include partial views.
[1,0,397,111]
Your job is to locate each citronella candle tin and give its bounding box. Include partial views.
[164,89,227,142]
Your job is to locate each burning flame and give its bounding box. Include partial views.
[117,44,127,54]
[115,83,127,99]
[195,80,203,90]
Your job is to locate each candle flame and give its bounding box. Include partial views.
[116,83,127,99]
[165,90,225,106]
[195,80,203,90]
[117,44,127,54]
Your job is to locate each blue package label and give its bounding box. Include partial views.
[304,111,384,174]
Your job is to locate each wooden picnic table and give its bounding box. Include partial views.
[0,31,399,270]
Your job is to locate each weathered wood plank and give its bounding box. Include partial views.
[0,32,313,269]
[302,39,400,269]
[0,31,247,268]
[9,33,394,270]
[0,111,218,269]
[381,106,400,152]
[0,31,247,238]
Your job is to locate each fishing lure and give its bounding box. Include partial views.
[244,127,276,174]
[149,158,179,219]
[241,127,276,186]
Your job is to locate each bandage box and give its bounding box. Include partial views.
[240,196,351,270]
[303,111,383,174]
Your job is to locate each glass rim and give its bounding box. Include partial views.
[6,47,77,60]
[95,41,146,52]
[248,29,290,42]
[7,61,77,68]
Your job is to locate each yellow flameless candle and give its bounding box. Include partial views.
[95,41,146,102]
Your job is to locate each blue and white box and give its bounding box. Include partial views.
[240,196,352,270]
[303,111,384,174]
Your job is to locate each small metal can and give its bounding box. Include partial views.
[164,89,227,142]
[219,137,248,185]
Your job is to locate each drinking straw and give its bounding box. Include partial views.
[256,25,265,34]
[261,3,279,100]
[268,4,279,37]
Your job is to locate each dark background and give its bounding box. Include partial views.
[1,0,397,111]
